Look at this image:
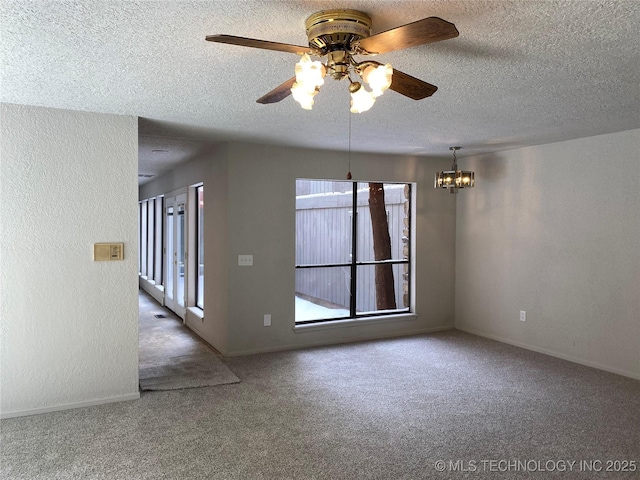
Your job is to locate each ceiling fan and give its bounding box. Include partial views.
[206,9,459,112]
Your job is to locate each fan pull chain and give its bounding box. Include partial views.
[346,112,352,180]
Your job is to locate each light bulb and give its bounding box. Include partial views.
[291,54,325,110]
[294,54,326,89]
[350,84,376,113]
[291,82,317,110]
[362,63,393,97]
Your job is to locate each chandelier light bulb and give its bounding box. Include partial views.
[362,63,393,97]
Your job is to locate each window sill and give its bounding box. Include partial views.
[293,313,417,333]
[139,276,164,291]
[187,307,204,320]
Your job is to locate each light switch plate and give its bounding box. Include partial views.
[238,255,253,266]
[94,243,124,261]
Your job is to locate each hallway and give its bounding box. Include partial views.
[138,288,218,364]
[137,289,239,390]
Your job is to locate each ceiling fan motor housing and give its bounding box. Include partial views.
[305,9,371,49]
[306,10,372,79]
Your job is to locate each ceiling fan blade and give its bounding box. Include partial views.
[355,17,459,55]
[206,34,313,55]
[257,77,297,104]
[388,69,438,100]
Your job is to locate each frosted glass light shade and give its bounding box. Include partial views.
[291,81,317,110]
[350,85,376,113]
[291,54,326,110]
[362,64,393,97]
[294,54,326,88]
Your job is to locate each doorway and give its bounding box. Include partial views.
[164,193,187,319]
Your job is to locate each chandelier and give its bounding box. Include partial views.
[435,147,475,193]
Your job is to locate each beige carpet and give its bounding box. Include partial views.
[2,329,639,479]
[139,351,240,391]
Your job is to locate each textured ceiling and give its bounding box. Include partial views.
[2,1,639,183]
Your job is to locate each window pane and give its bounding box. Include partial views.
[296,179,353,265]
[295,267,350,322]
[196,186,204,309]
[138,203,142,274]
[140,200,148,276]
[294,179,412,323]
[154,197,163,285]
[165,206,174,299]
[147,199,155,280]
[357,183,409,262]
[356,263,409,314]
[176,203,185,307]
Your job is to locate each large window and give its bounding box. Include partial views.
[295,180,412,324]
[140,200,148,277]
[139,196,164,288]
[146,198,155,281]
[154,196,163,286]
[138,202,142,274]
[139,188,204,314]
[195,185,204,309]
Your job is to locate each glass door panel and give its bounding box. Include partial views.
[176,202,186,309]
[165,204,175,309]
[162,193,187,319]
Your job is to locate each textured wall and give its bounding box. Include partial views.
[139,142,456,356]
[455,130,640,379]
[225,143,456,355]
[0,104,140,417]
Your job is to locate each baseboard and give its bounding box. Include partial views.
[224,325,455,357]
[139,278,164,305]
[0,392,140,419]
[184,321,226,356]
[455,326,640,381]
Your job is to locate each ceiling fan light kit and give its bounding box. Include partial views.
[348,80,376,113]
[435,147,475,193]
[291,54,326,110]
[362,63,393,97]
[206,9,459,112]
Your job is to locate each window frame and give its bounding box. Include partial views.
[146,198,155,281]
[154,196,164,286]
[138,202,142,275]
[195,185,204,310]
[140,199,148,277]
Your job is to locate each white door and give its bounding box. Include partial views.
[164,193,187,319]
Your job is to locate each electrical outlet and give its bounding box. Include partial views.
[264,314,271,327]
[238,255,253,266]
[520,310,526,322]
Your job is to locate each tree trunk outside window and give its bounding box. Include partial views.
[368,183,396,310]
